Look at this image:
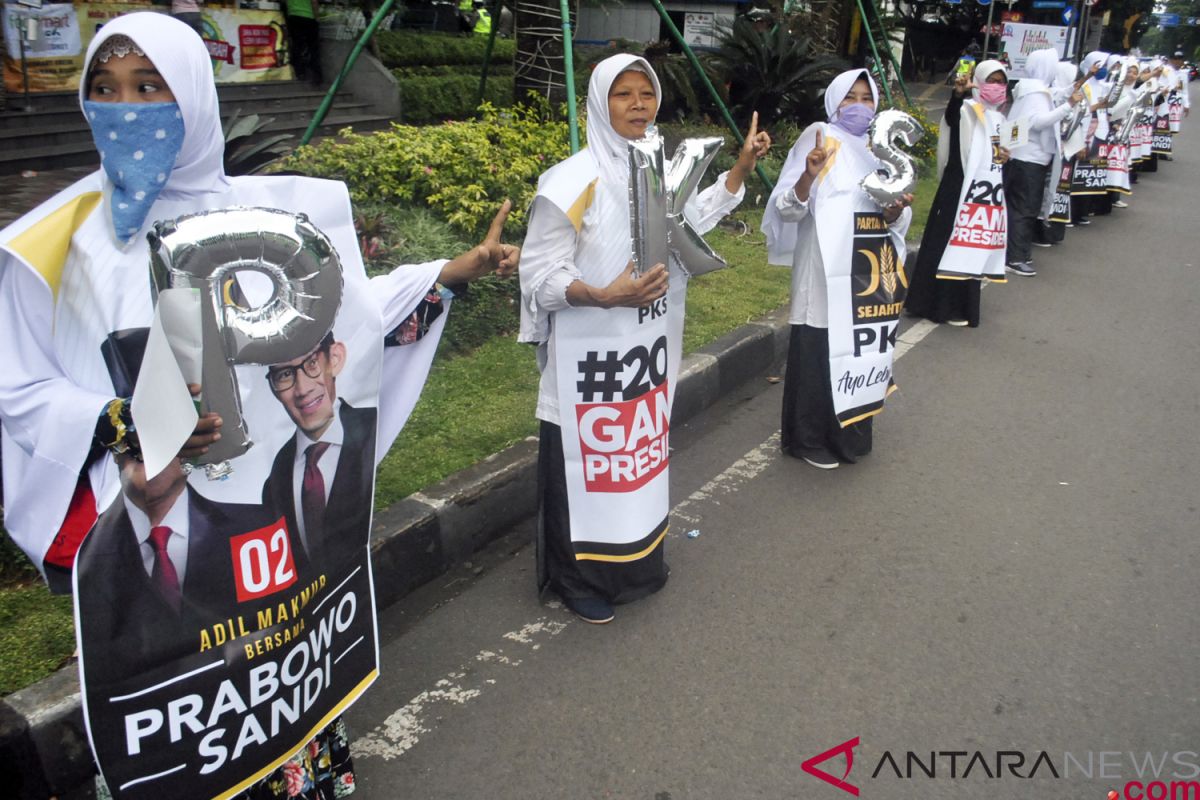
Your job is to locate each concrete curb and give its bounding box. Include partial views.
[6,306,794,795]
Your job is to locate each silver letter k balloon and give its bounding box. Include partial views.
[628,130,728,278]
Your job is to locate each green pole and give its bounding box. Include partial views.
[852,0,894,106]
[559,0,580,152]
[865,0,912,105]
[476,0,503,109]
[300,0,396,146]
[646,0,774,190]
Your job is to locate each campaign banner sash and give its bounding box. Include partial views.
[1070,133,1108,196]
[1168,92,1183,133]
[824,199,907,426]
[1105,131,1131,194]
[937,103,1008,281]
[74,207,393,800]
[554,304,672,559]
[1152,112,1174,156]
[1047,158,1073,224]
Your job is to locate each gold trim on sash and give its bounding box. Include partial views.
[213,668,379,800]
[575,526,669,563]
[565,179,598,232]
[6,192,102,300]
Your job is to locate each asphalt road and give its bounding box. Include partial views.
[345,131,1200,800]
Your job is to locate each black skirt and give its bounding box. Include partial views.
[780,325,873,463]
[535,421,668,605]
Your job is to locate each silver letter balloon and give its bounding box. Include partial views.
[860,109,924,208]
[148,207,344,478]
[628,129,728,278]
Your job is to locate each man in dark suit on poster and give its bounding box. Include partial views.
[75,454,277,687]
[262,332,376,576]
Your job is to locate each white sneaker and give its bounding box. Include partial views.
[1113,200,1129,208]
[946,318,969,327]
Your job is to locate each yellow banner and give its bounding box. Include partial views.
[3,3,293,94]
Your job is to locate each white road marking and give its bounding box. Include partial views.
[673,318,938,526]
[355,316,945,759]
[353,617,568,759]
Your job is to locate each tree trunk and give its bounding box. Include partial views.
[514,0,575,105]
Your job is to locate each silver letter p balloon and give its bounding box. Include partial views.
[148,207,344,477]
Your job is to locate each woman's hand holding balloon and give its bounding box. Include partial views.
[881,193,913,224]
[566,261,668,309]
[179,383,221,459]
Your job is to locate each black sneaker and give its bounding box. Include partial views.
[1032,240,1052,248]
[798,448,840,469]
[1006,262,1037,277]
[562,595,614,624]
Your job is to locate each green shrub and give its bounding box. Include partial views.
[394,72,515,122]
[282,104,570,235]
[655,120,801,205]
[353,201,520,353]
[0,528,38,587]
[391,64,514,79]
[375,30,515,68]
[703,18,846,129]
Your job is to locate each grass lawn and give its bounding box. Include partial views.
[375,207,793,505]
[0,583,75,696]
[1,180,944,693]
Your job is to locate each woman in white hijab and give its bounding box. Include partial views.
[906,59,1010,328]
[1005,47,1079,273]
[1104,56,1139,207]
[519,54,769,624]
[1040,59,1085,246]
[0,12,516,800]
[762,68,913,470]
[1066,51,1112,225]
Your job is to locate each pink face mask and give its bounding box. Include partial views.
[978,83,1008,107]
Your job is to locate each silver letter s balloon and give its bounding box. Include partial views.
[148,207,344,476]
[860,109,924,208]
[628,130,728,278]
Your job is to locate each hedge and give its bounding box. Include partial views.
[376,30,516,68]
[282,104,570,234]
[395,72,515,122]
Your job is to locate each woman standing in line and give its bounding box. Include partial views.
[519,54,770,624]
[0,13,516,799]
[1004,47,1079,276]
[906,60,1011,328]
[763,69,914,470]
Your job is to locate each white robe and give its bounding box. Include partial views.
[0,12,444,571]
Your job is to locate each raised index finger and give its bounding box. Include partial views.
[747,111,759,142]
[485,198,513,243]
[814,129,823,150]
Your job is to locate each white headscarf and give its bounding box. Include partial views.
[763,69,879,265]
[584,54,662,190]
[972,59,1007,104]
[1082,51,1109,96]
[1014,48,1059,99]
[1052,61,1079,103]
[823,68,879,123]
[81,12,229,203]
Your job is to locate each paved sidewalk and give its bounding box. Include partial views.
[0,165,94,228]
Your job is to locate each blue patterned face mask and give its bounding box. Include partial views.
[84,101,185,243]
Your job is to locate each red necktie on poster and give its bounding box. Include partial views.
[149,525,181,612]
[302,441,332,554]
